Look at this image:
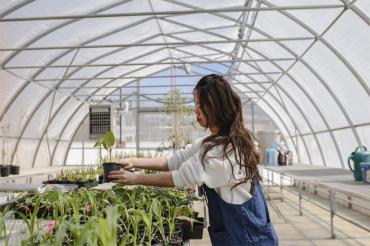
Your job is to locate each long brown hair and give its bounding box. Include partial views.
[194,74,262,188]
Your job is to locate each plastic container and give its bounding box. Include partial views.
[360,162,370,183]
[103,162,121,182]
[266,148,276,166]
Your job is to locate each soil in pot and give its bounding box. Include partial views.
[167,236,183,246]
[103,162,121,182]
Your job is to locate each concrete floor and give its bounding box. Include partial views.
[190,186,370,246]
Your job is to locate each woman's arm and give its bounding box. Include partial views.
[109,170,175,187]
[121,157,168,171]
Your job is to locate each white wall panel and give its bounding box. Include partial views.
[265,90,297,136]
[356,125,370,150]
[317,132,341,168]
[14,138,37,168]
[285,7,342,34]
[303,134,324,166]
[270,86,311,134]
[66,149,83,166]
[305,41,370,125]
[53,141,69,166]
[355,0,370,18]
[325,10,370,90]
[257,100,289,137]
[0,70,27,116]
[47,100,83,139]
[296,136,310,164]
[33,138,58,168]
[2,83,48,137]
[278,75,326,132]
[290,62,348,129]
[60,104,89,140]
[255,6,312,38]
[333,128,359,170]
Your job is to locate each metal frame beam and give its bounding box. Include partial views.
[2,0,367,169]
[74,92,260,97]
[57,64,174,166]
[0,0,148,124]
[0,4,344,22]
[29,49,169,167]
[0,0,34,18]
[170,47,303,161]
[55,82,271,89]
[11,35,166,167]
[2,59,293,69]
[33,74,275,80]
[257,0,364,166]
[0,37,313,52]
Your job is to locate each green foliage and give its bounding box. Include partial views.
[55,167,98,182]
[11,186,198,245]
[94,130,116,161]
[96,206,120,246]
[0,207,14,246]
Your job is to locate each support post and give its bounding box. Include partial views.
[329,191,336,239]
[280,174,284,202]
[299,192,302,216]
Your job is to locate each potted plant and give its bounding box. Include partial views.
[0,126,12,177]
[10,164,20,175]
[11,149,20,175]
[94,130,121,182]
[0,165,10,177]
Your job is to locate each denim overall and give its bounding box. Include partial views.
[202,180,279,245]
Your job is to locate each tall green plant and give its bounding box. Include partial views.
[94,130,116,162]
[138,203,154,244]
[96,206,120,246]
[152,198,167,245]
[19,197,43,245]
[0,207,14,246]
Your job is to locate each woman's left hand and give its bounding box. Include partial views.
[108,170,138,185]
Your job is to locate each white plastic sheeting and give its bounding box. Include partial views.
[0,0,369,168]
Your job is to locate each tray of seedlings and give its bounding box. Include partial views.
[43,168,99,188]
[3,185,204,245]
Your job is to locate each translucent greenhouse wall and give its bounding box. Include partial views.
[0,0,369,169]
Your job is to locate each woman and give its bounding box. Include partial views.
[109,74,278,245]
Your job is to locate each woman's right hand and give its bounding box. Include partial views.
[119,158,135,170]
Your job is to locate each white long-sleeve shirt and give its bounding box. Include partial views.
[167,137,253,204]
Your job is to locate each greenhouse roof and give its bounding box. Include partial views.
[0,0,369,169]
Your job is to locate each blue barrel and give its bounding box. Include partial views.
[266,148,276,166]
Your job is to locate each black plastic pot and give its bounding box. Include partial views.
[43,179,98,188]
[0,166,10,177]
[182,217,204,240]
[103,162,121,182]
[10,165,20,175]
